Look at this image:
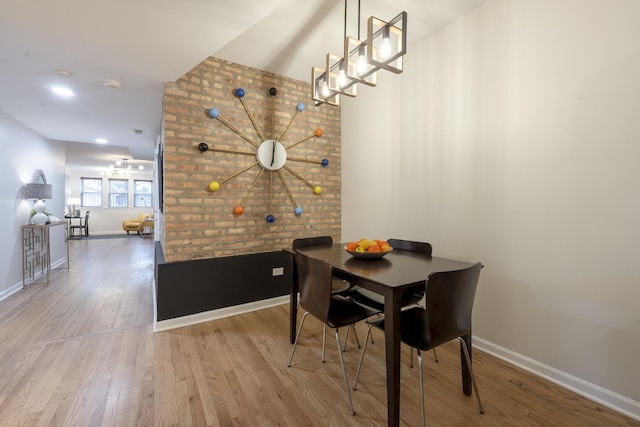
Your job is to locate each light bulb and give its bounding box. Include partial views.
[380,36,392,59]
[338,69,347,88]
[357,54,367,75]
[321,82,330,97]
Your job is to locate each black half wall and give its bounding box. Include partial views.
[154,242,292,321]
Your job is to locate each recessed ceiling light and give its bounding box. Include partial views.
[104,79,121,89]
[51,85,75,98]
[95,138,108,144]
[56,68,73,78]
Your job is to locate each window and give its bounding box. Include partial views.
[134,180,153,207]
[81,178,102,207]
[109,179,128,207]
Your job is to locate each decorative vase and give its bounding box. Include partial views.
[31,199,49,225]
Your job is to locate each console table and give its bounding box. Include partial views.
[21,221,69,287]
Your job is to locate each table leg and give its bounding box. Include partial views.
[384,289,402,427]
[460,331,472,395]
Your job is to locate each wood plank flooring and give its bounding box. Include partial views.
[0,236,637,426]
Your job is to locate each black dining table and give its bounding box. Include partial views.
[288,242,476,427]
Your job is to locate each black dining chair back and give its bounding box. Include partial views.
[70,210,90,237]
[354,262,485,427]
[386,238,432,256]
[292,235,333,250]
[293,236,350,296]
[424,263,480,348]
[296,250,333,324]
[288,251,379,415]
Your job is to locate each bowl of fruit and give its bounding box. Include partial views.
[344,238,393,259]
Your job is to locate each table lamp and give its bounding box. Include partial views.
[26,183,53,225]
[67,197,81,216]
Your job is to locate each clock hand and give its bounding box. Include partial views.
[271,139,276,167]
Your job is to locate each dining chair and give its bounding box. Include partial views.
[353,262,485,427]
[70,211,90,238]
[288,251,380,414]
[347,238,435,364]
[293,236,363,358]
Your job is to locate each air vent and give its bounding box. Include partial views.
[133,129,144,135]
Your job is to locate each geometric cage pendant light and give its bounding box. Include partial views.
[312,0,407,106]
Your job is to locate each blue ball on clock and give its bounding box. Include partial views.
[235,88,245,98]
[266,214,275,223]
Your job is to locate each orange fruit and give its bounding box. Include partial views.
[346,241,359,251]
[381,244,391,252]
[368,244,381,252]
[377,240,389,247]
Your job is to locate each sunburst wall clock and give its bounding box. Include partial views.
[201,86,330,223]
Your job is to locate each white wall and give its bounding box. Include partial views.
[0,111,66,298]
[342,0,640,419]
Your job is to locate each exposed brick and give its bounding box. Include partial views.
[161,57,341,262]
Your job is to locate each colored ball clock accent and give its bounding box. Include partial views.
[204,86,329,223]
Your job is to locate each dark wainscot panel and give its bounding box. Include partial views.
[154,242,292,321]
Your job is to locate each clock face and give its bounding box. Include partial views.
[256,139,287,170]
[204,86,329,223]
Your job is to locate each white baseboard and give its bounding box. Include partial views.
[473,336,640,422]
[154,295,289,332]
[1,257,68,300]
[0,282,22,302]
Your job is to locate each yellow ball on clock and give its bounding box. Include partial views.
[313,186,322,195]
[209,181,220,192]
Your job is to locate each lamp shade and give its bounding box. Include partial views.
[26,183,52,200]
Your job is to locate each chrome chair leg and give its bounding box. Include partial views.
[335,329,356,415]
[288,312,310,367]
[353,324,374,390]
[342,324,350,351]
[411,347,438,368]
[342,324,362,352]
[322,323,327,362]
[418,349,425,427]
[352,325,361,348]
[458,337,485,414]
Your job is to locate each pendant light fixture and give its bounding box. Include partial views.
[312,0,407,106]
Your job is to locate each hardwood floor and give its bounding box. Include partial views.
[0,237,637,426]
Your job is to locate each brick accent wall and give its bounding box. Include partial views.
[162,57,342,262]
